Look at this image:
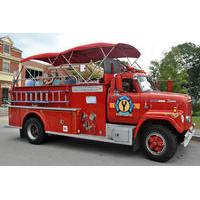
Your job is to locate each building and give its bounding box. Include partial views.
[0,36,103,106]
[0,36,49,106]
[20,60,48,87]
[0,36,22,106]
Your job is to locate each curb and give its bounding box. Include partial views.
[192,135,200,141]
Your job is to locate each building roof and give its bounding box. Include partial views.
[12,47,22,52]
[22,60,51,68]
[0,36,22,52]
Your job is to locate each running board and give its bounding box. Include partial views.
[46,124,135,146]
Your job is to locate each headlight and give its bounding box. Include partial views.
[181,115,184,123]
[185,116,191,123]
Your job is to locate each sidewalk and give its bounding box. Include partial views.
[0,107,8,116]
[194,129,200,139]
[0,116,8,127]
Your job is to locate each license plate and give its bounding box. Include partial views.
[183,128,195,147]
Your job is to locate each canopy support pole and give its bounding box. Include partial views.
[48,54,60,66]
[61,52,87,82]
[48,55,77,82]
[135,60,141,69]
[12,64,24,90]
[87,46,115,82]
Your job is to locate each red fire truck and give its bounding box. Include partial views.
[9,43,195,162]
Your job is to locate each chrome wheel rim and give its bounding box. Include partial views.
[27,123,39,140]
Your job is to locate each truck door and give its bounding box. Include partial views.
[107,78,140,125]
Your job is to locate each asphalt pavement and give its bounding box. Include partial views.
[0,115,200,166]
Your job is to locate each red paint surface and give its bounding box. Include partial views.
[9,43,193,143]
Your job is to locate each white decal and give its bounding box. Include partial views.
[63,126,68,132]
[86,96,97,104]
[72,85,103,93]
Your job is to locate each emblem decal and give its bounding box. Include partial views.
[115,96,134,116]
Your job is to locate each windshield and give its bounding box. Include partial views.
[137,76,154,92]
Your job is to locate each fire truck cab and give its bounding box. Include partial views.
[8,43,195,162]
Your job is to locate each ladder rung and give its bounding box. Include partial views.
[13,89,70,103]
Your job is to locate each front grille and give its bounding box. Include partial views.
[187,101,192,116]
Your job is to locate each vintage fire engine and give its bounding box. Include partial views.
[8,43,195,162]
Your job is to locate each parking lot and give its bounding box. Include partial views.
[0,115,200,166]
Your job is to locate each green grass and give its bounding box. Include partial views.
[193,116,200,129]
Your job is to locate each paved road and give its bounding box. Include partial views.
[0,120,200,165]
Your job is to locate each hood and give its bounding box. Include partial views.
[143,91,191,103]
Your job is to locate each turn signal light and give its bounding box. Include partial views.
[173,107,177,113]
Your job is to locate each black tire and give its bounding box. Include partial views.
[24,117,46,144]
[19,129,25,138]
[141,125,177,162]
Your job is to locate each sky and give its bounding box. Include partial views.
[1,0,200,72]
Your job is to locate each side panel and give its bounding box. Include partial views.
[107,92,141,125]
[70,85,107,136]
[9,107,22,127]
[9,107,81,134]
[45,110,81,134]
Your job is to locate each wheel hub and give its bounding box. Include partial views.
[27,123,39,140]
[146,133,166,155]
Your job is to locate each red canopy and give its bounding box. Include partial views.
[21,43,141,66]
[21,52,59,64]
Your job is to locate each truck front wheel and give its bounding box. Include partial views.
[24,117,45,144]
[141,125,177,162]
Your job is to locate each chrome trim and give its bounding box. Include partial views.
[8,105,80,111]
[47,123,135,146]
[106,123,134,145]
[182,124,195,147]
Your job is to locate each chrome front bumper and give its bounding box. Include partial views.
[182,123,196,147]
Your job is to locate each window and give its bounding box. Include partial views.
[137,76,153,92]
[122,78,136,92]
[2,88,9,104]
[3,61,10,72]
[25,68,43,79]
[3,44,10,54]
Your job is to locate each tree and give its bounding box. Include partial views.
[150,48,188,93]
[175,43,200,102]
[149,60,160,80]
[150,43,200,97]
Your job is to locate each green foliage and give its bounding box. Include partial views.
[150,43,200,114]
[71,63,103,81]
[149,60,160,80]
[192,104,200,116]
[192,117,200,129]
[150,46,188,93]
[150,43,200,97]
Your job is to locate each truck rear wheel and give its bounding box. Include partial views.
[20,129,25,138]
[141,125,177,162]
[24,117,45,144]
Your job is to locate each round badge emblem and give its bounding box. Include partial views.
[115,96,134,116]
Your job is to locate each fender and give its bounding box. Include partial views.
[22,110,48,130]
[133,111,184,138]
